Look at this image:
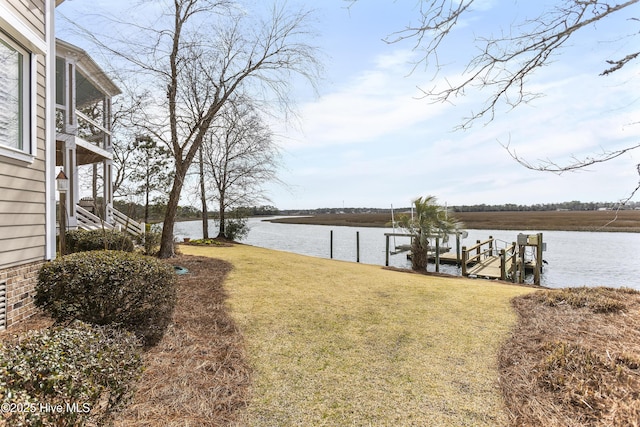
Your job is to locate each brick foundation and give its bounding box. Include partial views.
[0,261,45,330]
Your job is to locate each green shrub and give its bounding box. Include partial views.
[65,229,134,253]
[0,321,143,426]
[36,251,177,346]
[133,223,162,256]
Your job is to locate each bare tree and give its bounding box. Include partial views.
[374,0,639,129]
[201,97,280,239]
[348,0,640,202]
[71,0,320,257]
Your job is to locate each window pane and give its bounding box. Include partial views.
[0,39,22,150]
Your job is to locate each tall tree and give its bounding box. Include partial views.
[128,136,173,224]
[76,0,320,257]
[198,147,210,239]
[201,97,280,239]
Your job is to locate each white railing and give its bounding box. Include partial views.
[76,205,145,238]
[76,205,114,231]
[107,206,145,237]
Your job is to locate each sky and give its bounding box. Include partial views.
[56,0,640,210]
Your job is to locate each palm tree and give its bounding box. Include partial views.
[397,196,462,271]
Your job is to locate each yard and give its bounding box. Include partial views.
[178,244,532,426]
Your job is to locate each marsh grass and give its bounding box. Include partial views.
[269,210,640,232]
[182,244,532,426]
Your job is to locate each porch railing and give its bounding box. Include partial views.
[75,205,144,238]
[107,206,145,237]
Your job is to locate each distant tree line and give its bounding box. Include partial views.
[112,200,639,224]
[451,201,640,212]
[113,201,279,224]
[280,201,640,216]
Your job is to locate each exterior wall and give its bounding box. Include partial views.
[0,260,44,329]
[0,0,49,328]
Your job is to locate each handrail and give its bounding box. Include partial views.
[76,205,113,230]
[464,238,494,254]
[76,204,144,238]
[75,110,112,137]
[462,237,494,276]
[107,206,145,237]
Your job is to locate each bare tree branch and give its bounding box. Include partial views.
[501,140,640,174]
[375,0,640,129]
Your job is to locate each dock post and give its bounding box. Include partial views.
[456,233,461,267]
[489,236,493,256]
[461,246,468,276]
[518,244,525,284]
[435,237,440,273]
[385,235,389,267]
[511,242,517,283]
[534,233,543,286]
[356,231,360,263]
[330,230,333,259]
[500,249,506,280]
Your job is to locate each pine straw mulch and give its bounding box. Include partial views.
[113,255,251,426]
[500,286,640,427]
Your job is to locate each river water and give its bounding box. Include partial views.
[175,217,640,289]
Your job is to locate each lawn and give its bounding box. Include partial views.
[181,244,534,426]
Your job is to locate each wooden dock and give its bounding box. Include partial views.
[384,232,544,285]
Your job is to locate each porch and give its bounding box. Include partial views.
[55,39,143,237]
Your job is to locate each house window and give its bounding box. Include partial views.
[0,31,31,157]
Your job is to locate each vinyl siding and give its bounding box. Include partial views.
[0,0,47,269]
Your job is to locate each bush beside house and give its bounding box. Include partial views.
[0,322,142,426]
[35,250,177,347]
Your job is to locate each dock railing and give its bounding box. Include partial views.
[499,242,518,282]
[461,237,495,276]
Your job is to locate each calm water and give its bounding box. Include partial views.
[175,217,640,289]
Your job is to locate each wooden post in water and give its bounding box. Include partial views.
[435,237,440,273]
[456,233,461,267]
[461,246,468,276]
[534,233,543,286]
[511,242,517,283]
[385,234,390,266]
[356,231,360,263]
[518,244,526,284]
[330,230,333,259]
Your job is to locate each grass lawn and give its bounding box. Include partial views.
[180,244,534,426]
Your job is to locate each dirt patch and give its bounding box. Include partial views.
[499,287,640,426]
[113,255,251,426]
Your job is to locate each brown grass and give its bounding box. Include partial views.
[182,244,532,426]
[4,250,640,426]
[112,255,251,426]
[499,287,640,426]
[270,210,640,232]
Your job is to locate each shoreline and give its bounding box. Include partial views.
[265,210,640,233]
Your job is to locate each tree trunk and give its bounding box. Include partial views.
[199,149,209,239]
[411,237,429,271]
[158,171,185,258]
[217,197,225,239]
